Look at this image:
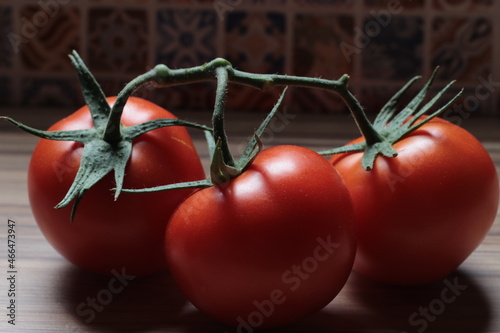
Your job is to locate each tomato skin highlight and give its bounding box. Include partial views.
[165,145,356,328]
[330,117,499,285]
[28,97,206,276]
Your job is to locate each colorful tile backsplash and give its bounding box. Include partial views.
[1,0,499,116]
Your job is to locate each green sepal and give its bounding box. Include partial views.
[56,139,132,221]
[122,118,212,141]
[209,139,242,185]
[69,50,110,129]
[204,129,216,161]
[318,140,366,156]
[361,141,397,171]
[2,116,95,143]
[122,179,213,193]
[372,75,421,131]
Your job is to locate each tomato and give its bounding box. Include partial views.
[165,145,356,328]
[330,117,499,285]
[28,96,205,276]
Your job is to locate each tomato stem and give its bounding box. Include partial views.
[212,66,235,168]
[335,78,384,147]
[135,58,380,144]
[104,69,159,144]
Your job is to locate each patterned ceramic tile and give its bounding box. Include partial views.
[0,6,13,69]
[19,5,80,72]
[245,0,287,4]
[225,11,285,74]
[224,11,286,111]
[154,9,218,111]
[156,9,217,69]
[158,0,214,3]
[0,0,498,116]
[364,0,425,8]
[213,0,288,22]
[159,0,285,4]
[87,8,149,74]
[294,0,352,6]
[90,0,151,2]
[433,0,493,10]
[21,77,83,108]
[361,15,424,81]
[291,14,354,113]
[431,17,492,82]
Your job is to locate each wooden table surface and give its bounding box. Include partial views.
[1,109,500,333]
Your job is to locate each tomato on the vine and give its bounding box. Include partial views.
[330,116,499,285]
[165,145,356,328]
[28,97,205,275]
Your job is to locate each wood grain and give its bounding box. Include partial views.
[1,111,499,333]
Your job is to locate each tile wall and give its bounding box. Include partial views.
[0,0,498,116]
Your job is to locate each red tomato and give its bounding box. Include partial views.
[28,97,205,276]
[330,117,499,285]
[165,145,356,328]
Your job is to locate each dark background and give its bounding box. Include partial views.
[0,0,498,117]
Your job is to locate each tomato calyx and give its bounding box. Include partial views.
[319,68,463,171]
[2,51,211,221]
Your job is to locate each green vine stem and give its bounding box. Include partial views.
[126,59,462,173]
[212,66,235,168]
[4,49,462,216]
[141,58,384,151]
[123,61,461,192]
